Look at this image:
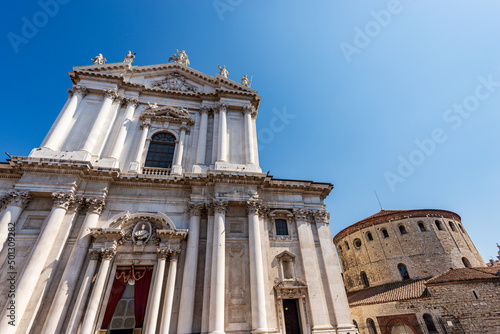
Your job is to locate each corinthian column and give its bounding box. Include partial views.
[195,107,209,166]
[41,197,106,334]
[177,203,203,334]
[209,200,228,334]
[159,250,180,334]
[65,249,101,334]
[144,248,168,334]
[246,200,268,332]
[293,209,334,334]
[201,204,215,334]
[217,103,228,163]
[0,192,75,334]
[172,123,187,175]
[80,247,116,334]
[42,85,87,150]
[81,88,118,154]
[312,210,355,333]
[129,118,151,172]
[109,97,140,163]
[243,105,256,165]
[0,190,32,250]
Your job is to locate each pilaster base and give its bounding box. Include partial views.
[95,158,120,169]
[311,325,336,334]
[128,161,140,173]
[172,165,183,175]
[335,325,359,334]
[192,164,208,174]
[215,161,262,173]
[29,148,92,162]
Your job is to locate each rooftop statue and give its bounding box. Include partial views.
[123,51,135,64]
[168,49,190,66]
[241,74,251,87]
[147,102,158,109]
[91,53,106,65]
[218,65,229,78]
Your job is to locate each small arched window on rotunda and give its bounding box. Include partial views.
[435,220,443,231]
[360,271,370,288]
[398,263,410,280]
[458,223,465,233]
[366,232,374,241]
[382,229,389,238]
[448,221,457,231]
[144,132,176,169]
[399,225,407,235]
[423,314,438,333]
[344,241,350,250]
[418,221,426,232]
[462,257,472,268]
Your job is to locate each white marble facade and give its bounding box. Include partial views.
[0,53,356,334]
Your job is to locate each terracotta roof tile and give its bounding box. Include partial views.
[425,266,500,285]
[347,279,428,306]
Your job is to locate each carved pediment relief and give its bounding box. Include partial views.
[150,72,198,93]
[141,104,194,125]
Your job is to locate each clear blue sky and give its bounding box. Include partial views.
[2,1,499,261]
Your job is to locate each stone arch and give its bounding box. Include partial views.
[104,211,177,230]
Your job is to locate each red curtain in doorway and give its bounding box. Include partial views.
[134,267,153,328]
[101,268,128,329]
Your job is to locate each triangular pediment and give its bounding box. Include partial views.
[141,103,194,125]
[72,61,257,96]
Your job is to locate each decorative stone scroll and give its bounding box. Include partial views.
[215,102,227,113]
[212,200,228,215]
[83,197,106,215]
[126,97,139,108]
[292,208,310,222]
[243,104,257,118]
[52,192,75,210]
[311,209,330,224]
[103,88,118,100]
[151,72,198,92]
[188,202,203,217]
[4,190,33,209]
[68,85,88,98]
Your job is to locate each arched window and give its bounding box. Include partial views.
[423,314,438,333]
[366,318,377,334]
[382,229,389,238]
[398,263,410,280]
[144,133,176,169]
[462,257,472,268]
[366,232,374,241]
[418,221,426,232]
[353,320,358,329]
[448,221,456,231]
[458,223,465,233]
[435,220,443,231]
[338,245,342,252]
[344,241,350,250]
[399,225,407,235]
[360,271,370,288]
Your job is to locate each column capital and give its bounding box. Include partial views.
[68,85,88,98]
[103,88,118,100]
[215,102,227,113]
[169,249,181,261]
[89,249,101,261]
[126,97,139,108]
[311,209,330,224]
[100,247,117,261]
[243,104,257,118]
[213,200,228,215]
[200,105,211,114]
[51,192,76,210]
[116,94,127,107]
[83,197,106,215]
[157,247,170,260]
[293,208,310,222]
[246,200,262,215]
[141,119,151,129]
[5,190,33,209]
[188,202,204,217]
[206,202,215,216]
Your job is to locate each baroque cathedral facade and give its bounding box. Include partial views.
[0,51,356,334]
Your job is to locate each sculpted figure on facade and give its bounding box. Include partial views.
[91,53,106,65]
[241,74,251,87]
[132,221,151,245]
[123,50,135,63]
[218,65,229,78]
[168,49,190,66]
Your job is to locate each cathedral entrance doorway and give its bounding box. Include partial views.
[283,299,301,334]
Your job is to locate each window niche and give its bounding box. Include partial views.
[269,209,294,240]
[276,251,297,280]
